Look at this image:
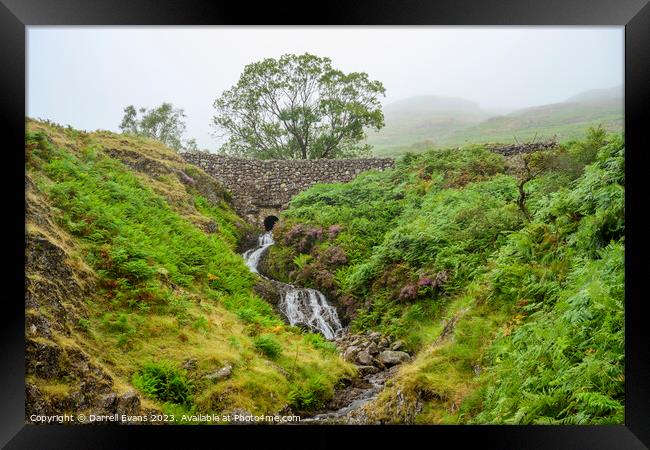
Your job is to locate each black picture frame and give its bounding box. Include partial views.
[2,1,649,448]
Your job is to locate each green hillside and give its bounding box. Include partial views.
[369,87,623,157]
[25,119,354,421]
[264,129,625,424]
[365,95,492,152]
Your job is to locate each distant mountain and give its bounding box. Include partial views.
[365,95,493,151]
[369,87,623,157]
[564,85,623,104]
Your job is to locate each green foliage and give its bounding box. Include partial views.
[132,361,194,405]
[265,130,624,424]
[465,136,625,424]
[213,53,386,159]
[27,133,255,311]
[302,332,337,353]
[474,243,624,424]
[119,102,196,152]
[567,125,608,167]
[25,121,354,422]
[287,374,331,411]
[253,334,283,359]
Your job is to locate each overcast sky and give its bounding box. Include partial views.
[27,26,623,150]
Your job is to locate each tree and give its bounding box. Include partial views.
[212,53,386,159]
[119,103,189,152]
[509,148,562,220]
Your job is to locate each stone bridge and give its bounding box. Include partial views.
[181,153,395,227]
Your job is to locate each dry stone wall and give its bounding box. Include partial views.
[181,153,395,226]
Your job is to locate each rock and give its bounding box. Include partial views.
[25,383,47,417]
[357,365,380,375]
[367,342,379,356]
[205,364,233,381]
[391,340,404,351]
[379,337,390,348]
[230,408,253,425]
[204,221,218,234]
[99,393,118,411]
[181,358,198,371]
[342,345,360,362]
[355,350,373,366]
[116,390,141,416]
[368,331,381,341]
[378,350,410,367]
[25,339,64,379]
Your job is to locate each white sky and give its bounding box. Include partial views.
[27,26,623,150]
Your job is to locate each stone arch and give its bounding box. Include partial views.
[180,153,395,226]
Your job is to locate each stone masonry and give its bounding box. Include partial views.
[181,153,395,226]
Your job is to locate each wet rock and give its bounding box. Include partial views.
[378,350,410,367]
[368,331,381,341]
[252,278,283,306]
[342,345,360,362]
[357,365,380,375]
[205,364,233,381]
[355,350,373,366]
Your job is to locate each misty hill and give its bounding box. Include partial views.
[564,85,623,103]
[366,95,493,151]
[369,87,623,156]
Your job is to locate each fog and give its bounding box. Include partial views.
[27,26,623,150]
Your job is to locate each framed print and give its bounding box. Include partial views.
[2,0,649,448]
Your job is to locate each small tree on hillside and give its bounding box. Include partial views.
[509,148,562,220]
[119,103,190,152]
[212,53,386,159]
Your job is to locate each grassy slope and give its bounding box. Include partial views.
[25,119,354,420]
[264,130,625,424]
[370,99,623,157]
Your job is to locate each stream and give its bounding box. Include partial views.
[242,231,343,339]
[242,231,400,423]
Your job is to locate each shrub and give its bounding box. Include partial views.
[132,361,193,405]
[253,334,283,358]
[287,375,331,411]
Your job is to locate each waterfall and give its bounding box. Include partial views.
[242,232,275,273]
[279,289,343,340]
[242,232,343,340]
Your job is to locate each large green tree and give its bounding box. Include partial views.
[212,53,386,159]
[119,102,188,152]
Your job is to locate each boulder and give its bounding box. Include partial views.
[368,331,381,341]
[342,345,360,362]
[355,350,373,366]
[205,364,233,381]
[116,390,141,416]
[230,408,253,425]
[378,350,410,367]
[357,365,380,375]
